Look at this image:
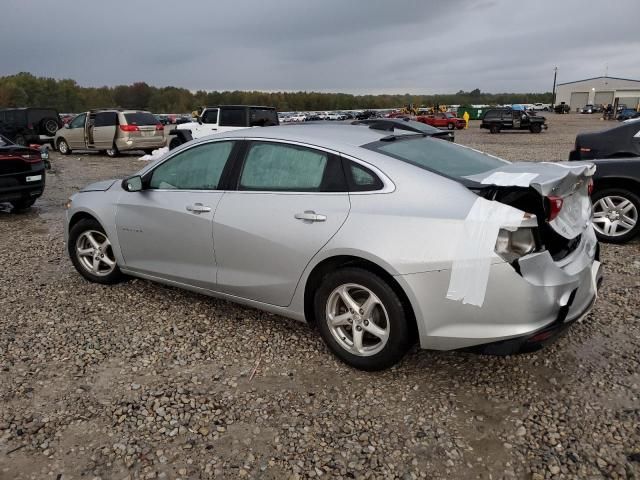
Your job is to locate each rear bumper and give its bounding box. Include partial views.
[397,228,601,351]
[115,137,166,151]
[0,169,46,202]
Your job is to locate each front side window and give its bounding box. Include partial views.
[365,136,507,180]
[201,109,218,124]
[149,141,234,190]
[239,142,328,191]
[70,113,86,129]
[219,108,246,127]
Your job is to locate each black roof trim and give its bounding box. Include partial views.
[351,118,428,135]
[557,76,640,86]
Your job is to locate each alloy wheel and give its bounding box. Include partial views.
[326,283,390,357]
[592,195,638,237]
[75,230,116,276]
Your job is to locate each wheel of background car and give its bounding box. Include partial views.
[490,125,500,134]
[530,124,542,133]
[9,198,36,211]
[447,123,455,130]
[68,218,124,285]
[57,138,71,155]
[169,137,183,150]
[14,135,26,146]
[40,117,59,136]
[591,188,640,244]
[314,267,411,371]
[105,145,119,157]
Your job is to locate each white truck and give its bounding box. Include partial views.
[169,105,279,150]
[529,103,551,112]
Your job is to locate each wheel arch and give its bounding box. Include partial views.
[592,176,640,196]
[303,254,419,340]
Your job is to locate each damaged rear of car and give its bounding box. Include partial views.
[361,134,601,356]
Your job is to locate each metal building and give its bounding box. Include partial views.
[555,76,640,112]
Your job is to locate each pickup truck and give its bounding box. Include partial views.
[528,103,551,112]
[169,105,279,150]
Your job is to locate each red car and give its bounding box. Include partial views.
[416,112,466,130]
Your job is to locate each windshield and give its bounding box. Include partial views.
[124,112,158,126]
[365,136,508,179]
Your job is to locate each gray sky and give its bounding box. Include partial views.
[2,0,639,94]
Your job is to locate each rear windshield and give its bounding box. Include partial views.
[365,136,508,179]
[124,112,158,126]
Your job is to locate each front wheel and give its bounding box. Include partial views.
[447,122,455,130]
[68,218,124,284]
[591,188,640,243]
[57,138,71,155]
[530,124,542,133]
[490,125,500,134]
[314,267,411,371]
[169,137,183,150]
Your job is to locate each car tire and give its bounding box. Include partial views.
[591,188,640,244]
[57,138,71,155]
[314,267,412,371]
[10,198,36,211]
[169,137,183,150]
[15,135,26,146]
[490,125,500,134]
[447,123,455,130]
[68,218,124,285]
[530,124,542,133]
[40,117,59,136]
[105,145,119,158]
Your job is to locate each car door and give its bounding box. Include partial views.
[115,140,237,288]
[92,111,118,149]
[512,110,521,129]
[191,108,219,138]
[213,140,350,306]
[65,113,88,149]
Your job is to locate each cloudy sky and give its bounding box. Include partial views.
[2,0,639,94]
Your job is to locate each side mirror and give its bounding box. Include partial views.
[122,175,143,192]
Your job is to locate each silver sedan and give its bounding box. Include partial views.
[64,120,602,370]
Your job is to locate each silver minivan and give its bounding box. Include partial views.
[55,110,165,157]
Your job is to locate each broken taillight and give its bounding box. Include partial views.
[546,196,563,221]
[119,124,139,132]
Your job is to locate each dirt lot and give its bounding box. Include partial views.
[1,115,639,480]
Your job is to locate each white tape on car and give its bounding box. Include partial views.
[446,197,524,307]
[480,171,538,187]
[138,146,169,161]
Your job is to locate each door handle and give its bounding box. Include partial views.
[186,203,212,214]
[294,211,326,222]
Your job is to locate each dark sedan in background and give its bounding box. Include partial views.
[0,134,48,210]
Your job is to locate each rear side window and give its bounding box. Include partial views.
[239,142,328,191]
[149,141,234,190]
[484,111,499,120]
[501,111,514,120]
[201,109,218,124]
[220,108,246,127]
[124,112,158,126]
[346,161,383,192]
[249,108,278,126]
[94,112,118,127]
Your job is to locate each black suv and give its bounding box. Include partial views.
[0,108,62,146]
[480,109,547,134]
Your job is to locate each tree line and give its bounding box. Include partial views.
[0,72,553,113]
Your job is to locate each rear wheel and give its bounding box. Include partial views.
[57,138,71,155]
[314,267,411,371]
[530,124,542,133]
[105,145,119,157]
[68,218,124,284]
[591,188,640,243]
[489,125,501,134]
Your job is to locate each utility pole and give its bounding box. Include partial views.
[551,66,558,109]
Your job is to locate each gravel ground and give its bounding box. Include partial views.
[0,114,638,480]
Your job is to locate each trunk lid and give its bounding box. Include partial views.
[464,161,596,259]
